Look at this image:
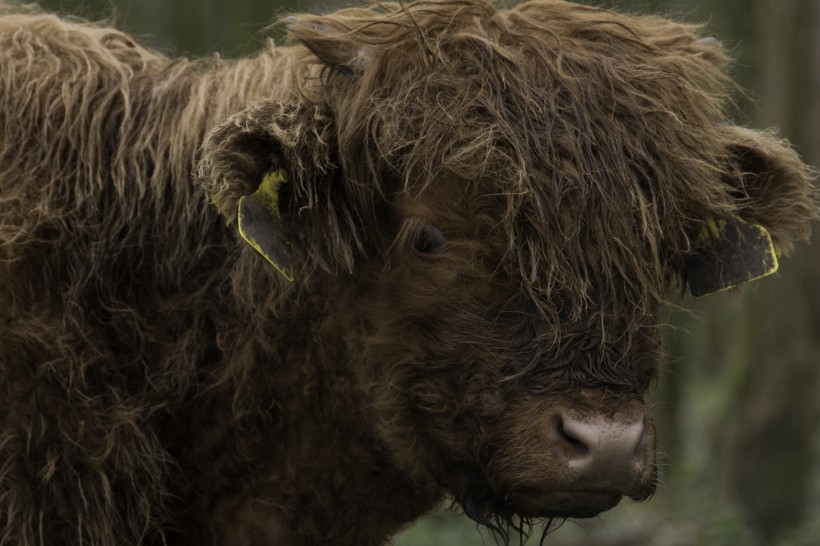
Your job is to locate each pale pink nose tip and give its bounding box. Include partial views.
[555,412,648,492]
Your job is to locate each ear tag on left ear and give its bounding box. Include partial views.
[684,216,778,297]
[237,170,294,282]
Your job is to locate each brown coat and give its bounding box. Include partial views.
[0,1,816,545]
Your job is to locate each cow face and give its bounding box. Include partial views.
[198,0,816,531]
[342,174,662,523]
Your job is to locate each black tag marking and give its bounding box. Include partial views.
[684,217,778,297]
[237,171,294,282]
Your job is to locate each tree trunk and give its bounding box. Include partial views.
[724,0,820,540]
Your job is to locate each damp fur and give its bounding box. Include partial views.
[1,1,817,545]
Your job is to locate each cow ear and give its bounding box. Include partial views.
[197,101,361,279]
[723,126,818,254]
[683,126,818,296]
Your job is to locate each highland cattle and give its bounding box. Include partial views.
[0,1,816,545]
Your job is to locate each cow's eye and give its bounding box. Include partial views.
[413,224,446,254]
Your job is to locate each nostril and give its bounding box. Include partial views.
[556,414,590,456]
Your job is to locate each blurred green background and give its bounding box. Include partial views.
[32,0,820,544]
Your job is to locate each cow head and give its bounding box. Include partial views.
[198,0,817,534]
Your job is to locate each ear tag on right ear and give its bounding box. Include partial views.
[684,216,778,297]
[237,170,294,282]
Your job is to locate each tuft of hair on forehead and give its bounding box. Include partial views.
[286,0,776,334]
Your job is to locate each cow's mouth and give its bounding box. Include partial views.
[509,487,623,518]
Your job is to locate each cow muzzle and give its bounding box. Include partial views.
[494,396,657,519]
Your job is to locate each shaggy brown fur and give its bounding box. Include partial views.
[0,1,816,545]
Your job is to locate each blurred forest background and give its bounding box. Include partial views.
[31,0,819,544]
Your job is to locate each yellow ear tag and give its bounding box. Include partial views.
[237,170,294,282]
[684,216,778,297]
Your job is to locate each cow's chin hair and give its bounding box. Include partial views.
[454,488,561,545]
[447,470,563,545]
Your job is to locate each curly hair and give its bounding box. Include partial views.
[1,1,816,545]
